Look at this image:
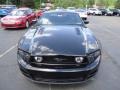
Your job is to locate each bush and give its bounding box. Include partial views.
[20,0,35,8]
[115,0,120,9]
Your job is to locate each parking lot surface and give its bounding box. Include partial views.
[0,16,120,90]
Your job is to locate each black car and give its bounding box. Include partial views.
[17,10,102,84]
[110,9,120,16]
[99,8,107,15]
[105,9,113,16]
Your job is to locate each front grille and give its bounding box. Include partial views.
[30,55,89,69]
[2,24,14,27]
[31,71,87,80]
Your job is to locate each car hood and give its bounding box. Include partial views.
[3,15,24,20]
[20,25,87,56]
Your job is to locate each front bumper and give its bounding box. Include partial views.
[96,13,102,15]
[18,56,101,84]
[1,22,25,29]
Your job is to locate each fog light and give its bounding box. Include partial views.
[75,57,84,63]
[35,57,43,63]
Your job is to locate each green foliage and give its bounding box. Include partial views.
[0,0,119,9]
[20,0,35,8]
[51,0,86,8]
[51,0,116,8]
[87,0,95,7]
[34,0,40,9]
[0,0,7,4]
[10,0,21,6]
[115,0,120,9]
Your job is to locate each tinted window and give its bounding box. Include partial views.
[91,9,96,11]
[38,12,83,25]
[9,10,26,16]
[27,9,33,15]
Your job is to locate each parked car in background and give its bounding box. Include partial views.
[1,7,36,29]
[56,7,64,10]
[17,10,102,84]
[88,8,102,15]
[110,9,120,16]
[99,8,107,15]
[105,9,113,16]
[67,7,76,11]
[0,5,17,17]
[1,6,17,12]
[117,9,120,16]
[0,8,10,17]
[76,9,88,20]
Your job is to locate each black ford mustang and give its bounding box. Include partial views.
[17,10,102,84]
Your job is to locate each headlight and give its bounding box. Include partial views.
[18,50,30,63]
[75,57,84,64]
[88,50,101,63]
[34,57,43,63]
[0,18,4,23]
[88,41,98,50]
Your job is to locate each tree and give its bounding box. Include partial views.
[96,0,105,6]
[104,0,116,8]
[52,0,87,8]
[115,0,120,9]
[20,0,35,8]
[10,0,21,6]
[0,0,7,4]
[88,0,95,7]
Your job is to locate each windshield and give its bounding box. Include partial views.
[38,12,83,25]
[77,9,86,12]
[9,10,25,16]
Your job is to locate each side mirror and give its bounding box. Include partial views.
[84,20,89,24]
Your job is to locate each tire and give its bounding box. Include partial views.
[93,12,96,16]
[117,14,119,16]
[25,21,29,28]
[105,13,107,16]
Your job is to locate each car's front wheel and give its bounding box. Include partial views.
[25,21,29,28]
[117,13,120,16]
[93,12,96,16]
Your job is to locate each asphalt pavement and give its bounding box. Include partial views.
[0,16,120,90]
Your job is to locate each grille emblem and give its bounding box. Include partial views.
[54,58,66,62]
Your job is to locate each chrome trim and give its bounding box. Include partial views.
[31,54,87,57]
[30,62,87,66]
[80,27,88,54]
[18,55,101,73]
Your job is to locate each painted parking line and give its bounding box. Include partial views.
[49,84,51,90]
[0,44,17,59]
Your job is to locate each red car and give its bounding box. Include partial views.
[1,7,36,29]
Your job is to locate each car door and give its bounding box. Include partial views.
[25,9,33,24]
[28,9,36,22]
